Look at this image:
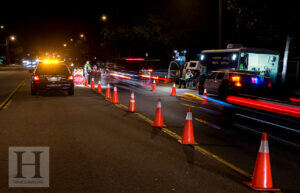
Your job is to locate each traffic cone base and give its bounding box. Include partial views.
[244,182,280,191]
[244,133,280,191]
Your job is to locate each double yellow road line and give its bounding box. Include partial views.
[98,90,252,179]
[0,78,26,110]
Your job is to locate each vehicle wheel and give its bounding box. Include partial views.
[31,89,37,96]
[198,87,204,95]
[68,88,74,96]
[218,85,230,99]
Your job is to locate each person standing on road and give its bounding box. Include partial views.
[185,70,193,88]
[84,61,92,83]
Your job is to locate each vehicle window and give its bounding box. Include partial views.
[216,73,225,79]
[189,62,197,68]
[36,64,69,75]
[207,72,217,79]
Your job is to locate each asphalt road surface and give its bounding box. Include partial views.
[0,71,299,193]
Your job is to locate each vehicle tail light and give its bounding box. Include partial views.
[231,75,242,87]
[68,75,74,81]
[235,82,242,87]
[268,81,272,87]
[33,75,40,81]
[231,76,240,82]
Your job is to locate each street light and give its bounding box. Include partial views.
[101,14,107,21]
[10,35,16,41]
[70,38,73,42]
[63,43,67,47]
[6,35,16,64]
[0,25,4,29]
[80,34,84,38]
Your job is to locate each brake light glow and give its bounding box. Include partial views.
[68,75,74,81]
[235,82,242,87]
[226,96,300,118]
[110,73,131,79]
[125,58,145,61]
[231,76,240,82]
[231,75,242,87]
[290,98,300,103]
[33,75,40,81]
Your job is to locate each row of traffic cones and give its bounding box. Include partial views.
[151,98,279,191]
[152,80,177,96]
[88,78,279,191]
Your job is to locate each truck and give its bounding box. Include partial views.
[198,47,280,97]
[168,60,205,88]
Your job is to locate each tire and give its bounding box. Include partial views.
[218,81,230,99]
[218,84,233,100]
[31,89,37,96]
[68,88,74,96]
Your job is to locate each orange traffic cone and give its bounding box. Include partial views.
[203,87,207,97]
[128,91,136,112]
[171,82,176,96]
[202,87,207,104]
[105,83,111,99]
[152,98,165,127]
[164,76,168,83]
[97,81,102,93]
[84,78,88,87]
[91,78,95,90]
[112,85,119,104]
[152,80,157,91]
[180,108,197,144]
[244,132,280,191]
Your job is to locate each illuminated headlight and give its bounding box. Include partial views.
[232,54,237,60]
[200,55,205,61]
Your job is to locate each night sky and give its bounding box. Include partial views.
[1,0,216,50]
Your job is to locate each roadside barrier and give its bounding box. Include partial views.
[244,132,280,191]
[152,98,165,127]
[112,85,119,104]
[179,108,197,144]
[105,83,111,99]
[128,91,136,112]
[152,80,157,91]
[97,81,102,93]
[171,82,177,96]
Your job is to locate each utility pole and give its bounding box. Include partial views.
[5,39,10,64]
[282,35,292,84]
[218,0,222,49]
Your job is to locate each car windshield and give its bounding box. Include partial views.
[36,64,69,75]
